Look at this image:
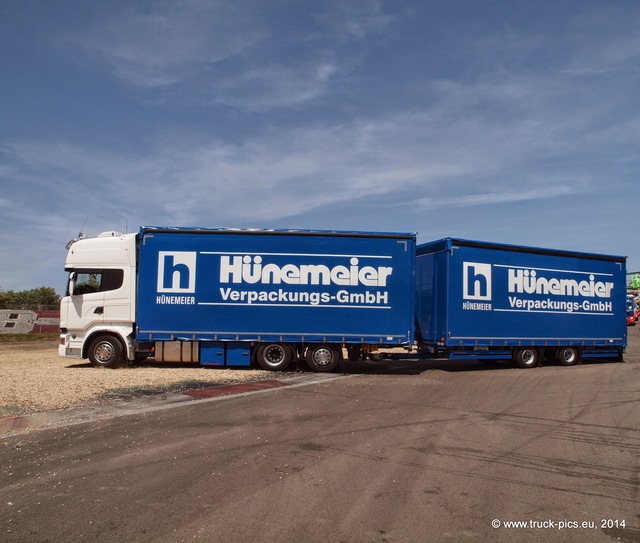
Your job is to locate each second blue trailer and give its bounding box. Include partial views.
[415,238,627,367]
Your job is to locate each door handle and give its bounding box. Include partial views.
[94,307,104,315]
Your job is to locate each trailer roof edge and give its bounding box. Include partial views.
[140,226,417,240]
[417,237,626,262]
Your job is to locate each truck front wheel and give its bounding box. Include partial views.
[514,347,538,369]
[306,344,341,372]
[88,335,124,368]
[255,343,292,371]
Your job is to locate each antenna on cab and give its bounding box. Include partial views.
[65,216,89,250]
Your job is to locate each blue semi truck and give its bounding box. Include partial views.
[59,227,627,370]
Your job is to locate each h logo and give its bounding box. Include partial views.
[157,252,197,293]
[463,262,492,300]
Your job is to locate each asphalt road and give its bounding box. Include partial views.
[2,332,639,543]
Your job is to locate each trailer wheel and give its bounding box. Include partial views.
[306,344,341,372]
[514,347,538,369]
[557,347,580,366]
[255,343,292,371]
[88,335,123,368]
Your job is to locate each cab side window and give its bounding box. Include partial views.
[73,269,123,294]
[75,273,102,295]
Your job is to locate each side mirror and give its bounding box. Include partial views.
[68,272,76,296]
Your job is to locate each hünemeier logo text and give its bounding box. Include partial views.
[220,256,393,287]
[508,269,614,298]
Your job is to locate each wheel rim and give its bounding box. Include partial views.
[561,348,576,364]
[521,349,535,365]
[311,347,334,367]
[264,345,286,367]
[95,342,115,363]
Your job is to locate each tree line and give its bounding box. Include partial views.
[0,287,61,310]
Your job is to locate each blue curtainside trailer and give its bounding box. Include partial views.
[135,227,416,371]
[415,238,627,367]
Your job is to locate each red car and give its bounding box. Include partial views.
[627,297,638,326]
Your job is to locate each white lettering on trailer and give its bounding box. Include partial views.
[508,269,614,298]
[462,301,492,311]
[582,300,613,312]
[336,290,389,305]
[504,297,613,315]
[219,255,393,287]
[508,297,581,313]
[215,287,390,308]
[156,295,196,305]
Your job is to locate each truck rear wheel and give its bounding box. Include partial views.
[255,343,292,371]
[88,335,123,368]
[306,344,341,372]
[514,347,538,369]
[557,347,580,366]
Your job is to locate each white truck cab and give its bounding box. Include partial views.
[59,232,138,367]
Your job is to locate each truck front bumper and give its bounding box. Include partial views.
[59,334,82,358]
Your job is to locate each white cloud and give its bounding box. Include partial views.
[1,96,595,235]
[414,185,574,210]
[82,0,264,89]
[69,0,397,109]
[310,0,398,41]
[208,61,340,110]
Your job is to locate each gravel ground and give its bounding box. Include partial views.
[3,334,633,418]
[0,341,281,417]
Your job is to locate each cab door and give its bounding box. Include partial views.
[65,270,106,332]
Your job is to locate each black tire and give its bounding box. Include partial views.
[306,344,341,372]
[88,335,123,368]
[255,343,292,371]
[514,347,538,369]
[557,347,580,366]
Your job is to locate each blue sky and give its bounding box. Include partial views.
[1,0,638,293]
